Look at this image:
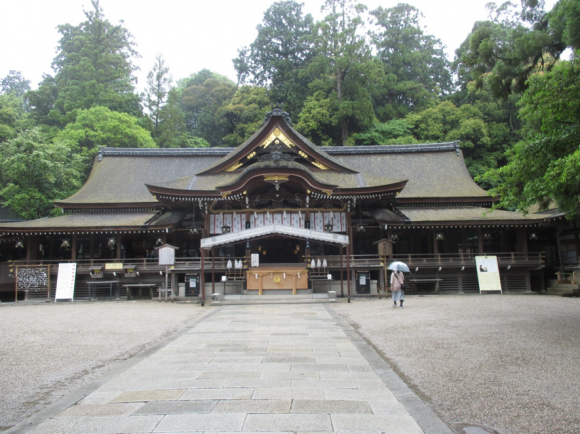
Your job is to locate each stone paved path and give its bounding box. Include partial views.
[16,304,450,434]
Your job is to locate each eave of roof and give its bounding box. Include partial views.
[380,207,547,226]
[0,210,186,234]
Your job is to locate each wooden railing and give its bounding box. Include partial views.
[0,252,545,285]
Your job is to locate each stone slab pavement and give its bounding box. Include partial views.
[7,304,453,434]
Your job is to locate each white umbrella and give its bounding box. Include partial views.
[388,261,410,272]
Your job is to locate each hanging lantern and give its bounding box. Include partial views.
[324,223,333,233]
[483,233,492,241]
[155,237,164,246]
[391,233,399,242]
[189,223,200,235]
[15,239,24,249]
[221,225,231,234]
[436,233,445,241]
[107,237,116,249]
[61,239,71,249]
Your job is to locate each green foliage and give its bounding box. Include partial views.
[370,4,453,120]
[353,119,418,146]
[1,70,31,100]
[181,70,237,146]
[549,0,580,49]
[304,0,379,146]
[217,86,271,146]
[483,56,580,215]
[295,91,335,146]
[28,0,141,126]
[154,88,209,148]
[144,54,172,134]
[234,1,314,118]
[406,101,507,181]
[0,94,27,143]
[55,106,156,170]
[0,128,83,219]
[453,1,567,99]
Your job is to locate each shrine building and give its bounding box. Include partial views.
[0,109,559,302]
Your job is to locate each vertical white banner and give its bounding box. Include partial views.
[55,263,77,301]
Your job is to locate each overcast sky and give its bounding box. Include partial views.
[0,0,559,92]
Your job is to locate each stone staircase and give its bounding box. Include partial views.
[211,292,337,305]
[546,283,580,296]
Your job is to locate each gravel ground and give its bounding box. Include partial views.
[333,294,580,434]
[0,301,210,431]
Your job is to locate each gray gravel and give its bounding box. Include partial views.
[333,294,580,434]
[0,301,209,431]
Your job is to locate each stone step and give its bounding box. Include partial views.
[223,293,330,300]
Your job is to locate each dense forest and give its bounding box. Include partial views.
[1,0,579,220]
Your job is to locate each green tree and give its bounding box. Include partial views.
[1,70,31,100]
[217,85,271,146]
[407,101,502,180]
[55,106,156,172]
[370,4,453,120]
[27,0,141,126]
[155,88,209,148]
[453,1,568,99]
[181,70,237,146]
[482,56,580,216]
[300,0,380,146]
[234,1,314,118]
[0,94,27,143]
[353,119,418,146]
[0,128,83,219]
[144,53,172,135]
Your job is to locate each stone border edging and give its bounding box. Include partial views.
[324,304,455,434]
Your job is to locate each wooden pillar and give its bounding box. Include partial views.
[48,236,55,260]
[340,246,344,298]
[200,248,206,303]
[516,228,528,253]
[477,228,484,254]
[89,234,94,261]
[71,235,77,261]
[116,234,122,260]
[433,231,439,255]
[211,248,215,296]
[346,212,354,256]
[346,244,351,301]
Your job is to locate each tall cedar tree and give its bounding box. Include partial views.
[300,0,380,146]
[145,53,172,135]
[28,0,141,126]
[370,4,453,120]
[234,1,314,119]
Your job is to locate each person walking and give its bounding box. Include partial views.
[390,270,405,308]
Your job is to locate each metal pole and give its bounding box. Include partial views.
[346,245,351,302]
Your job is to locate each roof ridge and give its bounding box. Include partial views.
[97,141,461,159]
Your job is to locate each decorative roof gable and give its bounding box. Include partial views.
[196,109,357,176]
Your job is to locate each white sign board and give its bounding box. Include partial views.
[475,256,502,293]
[158,247,175,265]
[189,278,197,288]
[55,263,77,301]
[251,253,260,267]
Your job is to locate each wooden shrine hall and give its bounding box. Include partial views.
[0,108,556,302]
